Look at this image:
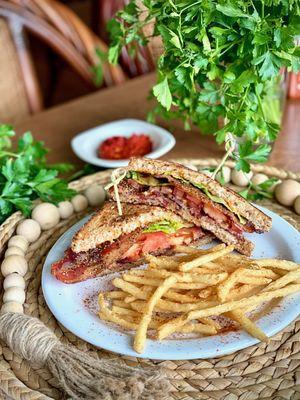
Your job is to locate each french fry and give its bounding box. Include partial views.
[236,276,272,285]
[112,305,139,317]
[124,296,137,303]
[217,268,245,303]
[227,284,261,301]
[244,268,278,279]
[105,291,127,299]
[179,323,217,335]
[130,298,218,313]
[179,245,234,272]
[158,284,300,339]
[100,310,138,330]
[254,259,300,271]
[199,317,221,331]
[174,245,204,254]
[134,276,177,353]
[262,269,300,292]
[98,242,300,354]
[164,290,199,303]
[197,287,215,299]
[112,300,133,309]
[123,271,228,284]
[227,309,269,342]
[112,278,149,299]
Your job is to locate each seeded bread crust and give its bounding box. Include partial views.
[127,157,272,232]
[112,185,253,256]
[72,202,191,253]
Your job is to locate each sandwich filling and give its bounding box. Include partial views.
[51,220,205,283]
[117,171,258,236]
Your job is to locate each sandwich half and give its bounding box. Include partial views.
[109,158,272,256]
[51,202,212,283]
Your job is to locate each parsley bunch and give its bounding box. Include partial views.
[107,0,300,172]
[0,125,76,223]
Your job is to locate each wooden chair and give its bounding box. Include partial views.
[0,0,126,123]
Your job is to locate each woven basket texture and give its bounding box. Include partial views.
[1,158,300,400]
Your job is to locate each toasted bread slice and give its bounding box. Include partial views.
[127,157,272,232]
[72,202,192,253]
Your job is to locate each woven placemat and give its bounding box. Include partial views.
[1,158,300,400]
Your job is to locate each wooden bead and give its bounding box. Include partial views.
[251,173,268,186]
[58,201,74,219]
[84,185,106,207]
[294,196,300,215]
[32,203,60,230]
[71,194,88,212]
[231,169,253,187]
[8,235,28,252]
[5,246,24,257]
[275,179,300,206]
[17,219,41,242]
[3,273,26,290]
[1,255,28,277]
[1,301,23,314]
[216,166,231,184]
[3,287,25,304]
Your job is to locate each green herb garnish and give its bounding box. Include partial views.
[105,0,300,172]
[0,125,76,223]
[239,177,279,201]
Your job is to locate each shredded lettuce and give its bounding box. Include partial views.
[143,220,188,234]
[126,171,165,186]
[127,170,247,225]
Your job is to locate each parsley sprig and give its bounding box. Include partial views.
[0,125,76,223]
[106,0,300,172]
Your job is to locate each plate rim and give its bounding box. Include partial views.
[42,205,300,360]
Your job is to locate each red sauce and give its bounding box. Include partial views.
[99,134,152,160]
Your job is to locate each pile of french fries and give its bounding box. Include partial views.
[98,243,300,353]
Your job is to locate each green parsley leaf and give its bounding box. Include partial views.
[153,78,172,110]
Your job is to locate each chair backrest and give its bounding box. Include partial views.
[0,0,126,122]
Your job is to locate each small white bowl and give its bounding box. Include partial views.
[71,119,176,168]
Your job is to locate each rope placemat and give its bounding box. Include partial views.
[0,158,300,400]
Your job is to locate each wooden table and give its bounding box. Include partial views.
[15,73,300,172]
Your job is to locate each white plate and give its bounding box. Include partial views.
[71,119,176,168]
[42,205,300,360]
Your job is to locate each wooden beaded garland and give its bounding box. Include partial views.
[1,255,28,277]
[3,287,25,304]
[84,184,106,207]
[32,203,60,230]
[72,194,88,212]
[17,219,41,242]
[3,274,26,290]
[8,235,28,253]
[1,301,23,314]
[5,246,24,257]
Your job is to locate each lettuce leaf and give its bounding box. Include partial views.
[126,171,166,186]
[143,219,188,234]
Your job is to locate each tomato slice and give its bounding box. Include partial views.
[51,227,204,283]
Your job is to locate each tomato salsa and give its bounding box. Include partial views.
[98,134,152,160]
